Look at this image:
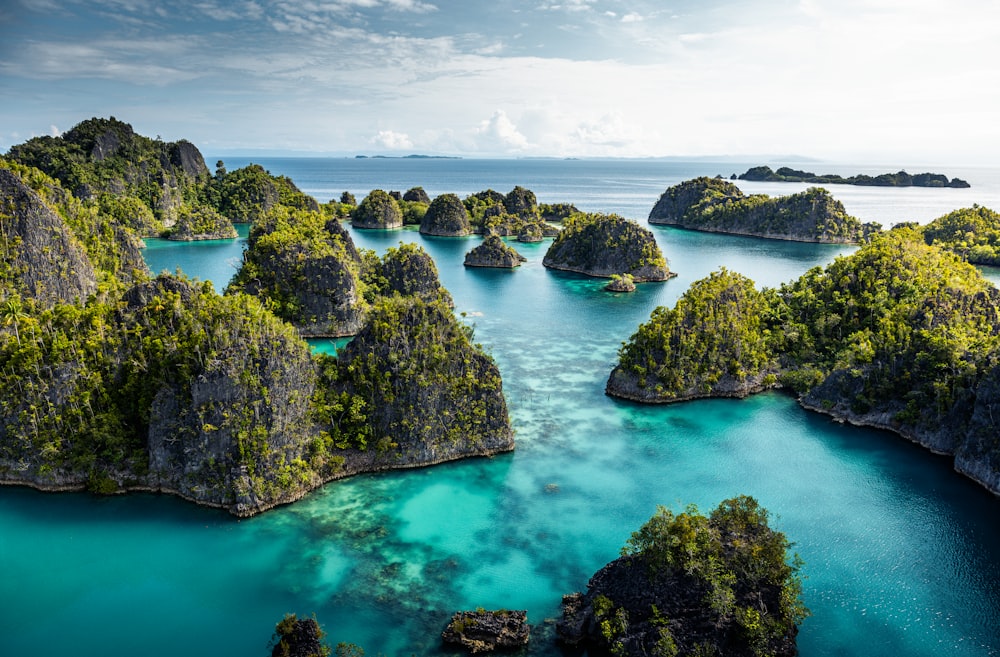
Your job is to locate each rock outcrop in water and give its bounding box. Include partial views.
[649,177,878,243]
[464,235,527,268]
[558,496,806,657]
[608,231,1000,495]
[442,609,530,653]
[420,193,472,236]
[543,213,673,281]
[163,204,238,241]
[352,189,403,229]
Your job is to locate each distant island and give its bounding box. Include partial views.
[355,154,461,159]
[734,165,970,188]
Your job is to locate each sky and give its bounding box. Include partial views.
[1,0,998,163]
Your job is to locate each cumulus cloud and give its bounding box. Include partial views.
[474,110,530,152]
[49,124,61,137]
[371,129,414,149]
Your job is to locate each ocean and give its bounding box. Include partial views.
[2,158,999,656]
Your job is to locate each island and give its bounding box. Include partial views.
[420,192,472,236]
[464,235,527,268]
[351,188,403,229]
[558,496,806,657]
[918,205,1000,266]
[543,212,674,281]
[0,117,514,516]
[463,186,560,241]
[735,165,970,188]
[648,177,879,243]
[607,231,1000,495]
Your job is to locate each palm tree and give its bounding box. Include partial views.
[2,296,27,346]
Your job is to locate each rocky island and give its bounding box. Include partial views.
[918,205,1000,266]
[736,165,970,188]
[543,212,674,281]
[420,192,472,236]
[464,235,527,268]
[558,496,807,657]
[608,231,1000,495]
[351,188,403,229]
[0,118,514,516]
[649,177,879,243]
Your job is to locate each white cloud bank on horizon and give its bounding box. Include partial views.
[1,0,998,164]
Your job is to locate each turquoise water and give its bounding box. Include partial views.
[3,160,1000,656]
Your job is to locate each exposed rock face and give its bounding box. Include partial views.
[352,189,403,229]
[543,213,673,281]
[442,610,530,653]
[956,363,1000,494]
[421,193,472,236]
[503,185,537,216]
[331,296,514,461]
[649,177,876,243]
[229,212,366,337]
[168,140,209,178]
[464,235,526,268]
[0,168,97,305]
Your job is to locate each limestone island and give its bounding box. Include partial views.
[917,205,1000,266]
[464,235,527,268]
[351,188,403,229]
[607,231,1000,495]
[0,118,513,517]
[649,176,880,243]
[736,165,971,188]
[543,212,674,281]
[558,496,806,657]
[463,186,561,242]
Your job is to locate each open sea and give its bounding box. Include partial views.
[3,158,1000,656]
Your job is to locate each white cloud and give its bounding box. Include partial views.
[621,12,643,23]
[475,110,530,152]
[371,129,413,149]
[49,124,61,137]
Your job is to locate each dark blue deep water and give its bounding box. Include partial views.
[2,159,1000,656]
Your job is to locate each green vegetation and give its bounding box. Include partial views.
[420,192,471,236]
[163,204,237,240]
[649,177,878,243]
[543,212,672,281]
[737,165,970,188]
[919,205,1000,265]
[1,118,514,515]
[463,186,556,239]
[271,614,332,657]
[610,231,1000,483]
[351,189,403,229]
[563,496,806,657]
[227,206,365,336]
[611,269,776,399]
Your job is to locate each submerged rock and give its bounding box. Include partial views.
[442,609,530,653]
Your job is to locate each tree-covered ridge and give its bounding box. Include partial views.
[918,205,1000,266]
[737,165,970,189]
[1,121,516,514]
[4,116,322,240]
[543,212,673,281]
[558,495,806,657]
[608,232,1000,493]
[649,177,879,243]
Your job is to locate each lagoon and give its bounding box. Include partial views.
[2,159,999,656]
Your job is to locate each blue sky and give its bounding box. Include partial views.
[1,0,998,162]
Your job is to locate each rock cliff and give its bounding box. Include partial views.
[0,167,97,305]
[543,213,673,281]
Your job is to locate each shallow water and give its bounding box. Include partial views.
[4,160,1000,656]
